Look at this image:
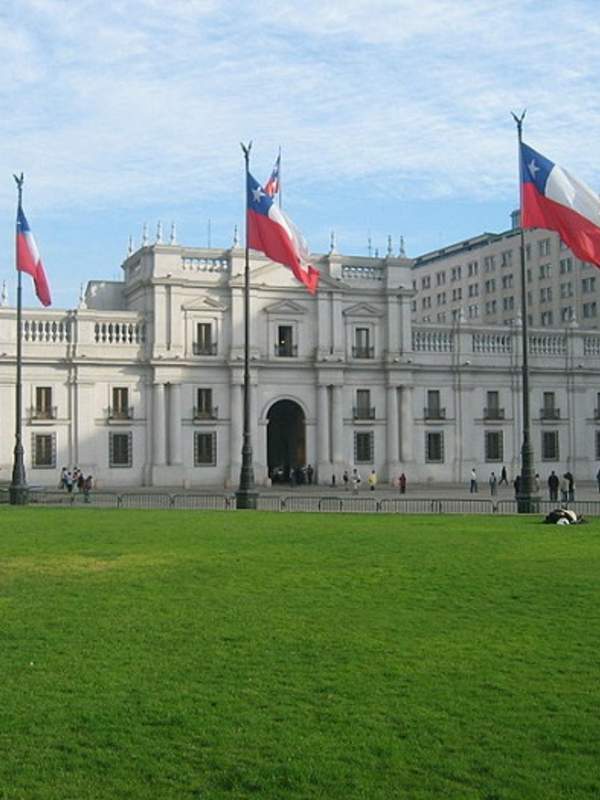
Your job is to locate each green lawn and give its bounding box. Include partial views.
[1,509,599,800]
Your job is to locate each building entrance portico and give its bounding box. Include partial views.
[267,400,306,482]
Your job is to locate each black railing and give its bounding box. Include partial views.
[352,346,374,359]
[193,406,218,420]
[193,341,218,355]
[424,407,446,419]
[274,344,298,357]
[353,406,376,420]
[108,406,134,420]
[30,406,57,421]
[540,408,560,420]
[484,407,505,420]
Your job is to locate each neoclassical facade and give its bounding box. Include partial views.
[1,240,600,488]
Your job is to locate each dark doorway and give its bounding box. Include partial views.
[267,400,306,482]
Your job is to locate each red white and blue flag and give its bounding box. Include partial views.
[264,152,281,198]
[521,141,600,267]
[247,170,319,294]
[16,206,51,306]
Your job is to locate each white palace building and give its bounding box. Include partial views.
[1,233,600,488]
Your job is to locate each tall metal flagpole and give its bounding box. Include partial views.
[10,173,29,505]
[236,141,258,509]
[511,110,539,513]
[278,146,282,210]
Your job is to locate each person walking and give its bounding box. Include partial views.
[342,470,349,491]
[514,474,521,499]
[548,471,559,502]
[83,475,93,503]
[499,465,508,486]
[596,467,600,494]
[367,469,378,491]
[534,473,541,493]
[560,474,569,504]
[306,464,314,485]
[351,468,361,494]
[565,471,575,502]
[470,468,478,493]
[489,472,497,497]
[399,472,407,494]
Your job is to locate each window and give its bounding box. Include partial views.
[194,432,217,465]
[411,300,417,313]
[485,279,496,294]
[582,276,596,293]
[353,327,373,358]
[436,271,446,286]
[503,296,514,311]
[538,238,551,257]
[502,274,513,289]
[451,266,462,281]
[412,280,417,291]
[32,433,56,468]
[425,390,444,419]
[468,304,479,319]
[109,432,132,467]
[425,432,444,462]
[195,388,215,418]
[354,390,373,419]
[111,387,131,419]
[436,312,446,323]
[526,268,532,283]
[452,309,461,321]
[276,325,296,357]
[561,306,574,322]
[452,287,462,301]
[34,386,54,419]
[541,431,559,461]
[485,300,497,315]
[354,431,374,464]
[194,322,216,355]
[421,276,431,289]
[560,282,573,298]
[501,250,513,267]
[485,391,503,419]
[485,431,503,462]
[596,430,600,460]
[468,283,479,297]
[467,261,478,277]
[560,257,573,274]
[436,292,446,306]
[539,287,553,303]
[540,311,554,327]
[483,255,496,272]
[539,263,552,279]
[541,392,559,420]
[421,296,432,310]
[583,302,597,319]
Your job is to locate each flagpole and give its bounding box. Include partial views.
[278,146,282,210]
[511,110,538,513]
[236,141,258,510]
[10,173,29,505]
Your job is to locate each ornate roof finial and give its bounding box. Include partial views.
[169,222,177,245]
[127,235,133,256]
[367,234,372,258]
[156,221,163,244]
[329,230,337,254]
[78,283,87,310]
[387,235,393,256]
[374,247,379,258]
[0,280,7,307]
[142,222,148,246]
[398,235,406,257]
[232,224,240,248]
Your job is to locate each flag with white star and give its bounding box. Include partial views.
[16,206,51,306]
[521,140,600,267]
[247,170,319,294]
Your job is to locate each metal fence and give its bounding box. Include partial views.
[0,488,597,516]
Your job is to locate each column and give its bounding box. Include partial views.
[317,384,330,480]
[153,382,166,465]
[229,382,242,484]
[331,293,344,354]
[387,296,400,356]
[400,386,414,464]
[386,385,399,475]
[332,385,345,466]
[168,383,182,465]
[250,382,261,475]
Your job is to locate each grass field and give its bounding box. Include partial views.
[1,508,599,800]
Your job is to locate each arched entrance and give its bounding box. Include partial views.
[267,400,306,482]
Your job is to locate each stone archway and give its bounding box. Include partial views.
[267,400,306,482]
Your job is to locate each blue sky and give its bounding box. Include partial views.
[2,0,600,308]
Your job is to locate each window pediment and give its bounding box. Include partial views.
[343,302,383,318]
[263,299,307,316]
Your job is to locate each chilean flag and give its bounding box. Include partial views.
[264,152,281,197]
[247,170,319,294]
[521,141,600,267]
[16,206,51,306]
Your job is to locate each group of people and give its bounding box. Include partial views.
[338,469,407,494]
[471,466,510,494]
[475,467,577,502]
[547,471,575,502]
[60,467,93,500]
